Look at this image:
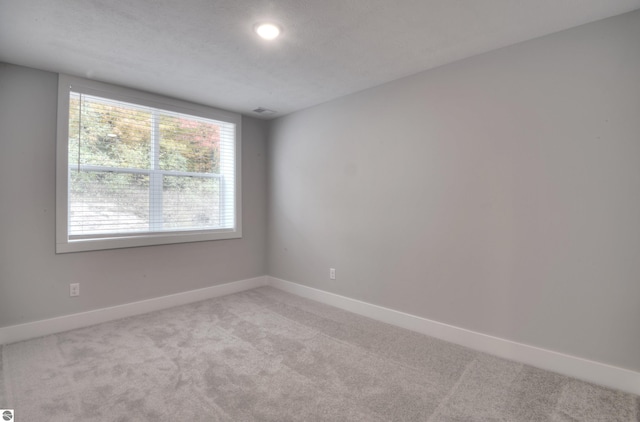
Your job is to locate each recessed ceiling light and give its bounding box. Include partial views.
[254,23,281,40]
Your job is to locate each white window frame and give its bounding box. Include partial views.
[56,74,242,253]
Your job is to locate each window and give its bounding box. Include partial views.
[56,75,241,253]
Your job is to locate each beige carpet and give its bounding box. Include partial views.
[1,287,638,421]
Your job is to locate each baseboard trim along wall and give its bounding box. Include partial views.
[2,274,638,395]
[0,276,267,345]
[267,276,640,396]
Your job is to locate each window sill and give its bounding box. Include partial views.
[56,228,242,253]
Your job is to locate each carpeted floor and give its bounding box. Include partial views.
[1,287,638,421]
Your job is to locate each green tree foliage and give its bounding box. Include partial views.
[160,115,220,174]
[67,94,222,228]
[68,94,151,169]
[68,94,221,174]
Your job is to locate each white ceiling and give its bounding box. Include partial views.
[1,1,639,118]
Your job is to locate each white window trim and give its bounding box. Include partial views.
[56,74,242,253]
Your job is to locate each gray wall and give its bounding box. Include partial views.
[2,10,639,373]
[267,10,640,371]
[0,63,268,327]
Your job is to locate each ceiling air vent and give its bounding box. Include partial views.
[253,107,276,115]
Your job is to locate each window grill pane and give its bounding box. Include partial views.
[69,93,152,169]
[69,171,150,235]
[162,176,220,229]
[159,114,221,173]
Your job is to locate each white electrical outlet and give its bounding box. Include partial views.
[70,283,80,297]
[329,268,336,280]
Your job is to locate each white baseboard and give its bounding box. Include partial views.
[267,276,640,396]
[3,275,637,395]
[0,276,267,345]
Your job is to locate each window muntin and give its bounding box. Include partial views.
[57,75,241,252]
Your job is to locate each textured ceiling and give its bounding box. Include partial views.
[1,1,639,118]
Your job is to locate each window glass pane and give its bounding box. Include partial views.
[59,76,241,252]
[69,170,150,235]
[159,114,220,173]
[162,176,220,229]
[69,93,152,169]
